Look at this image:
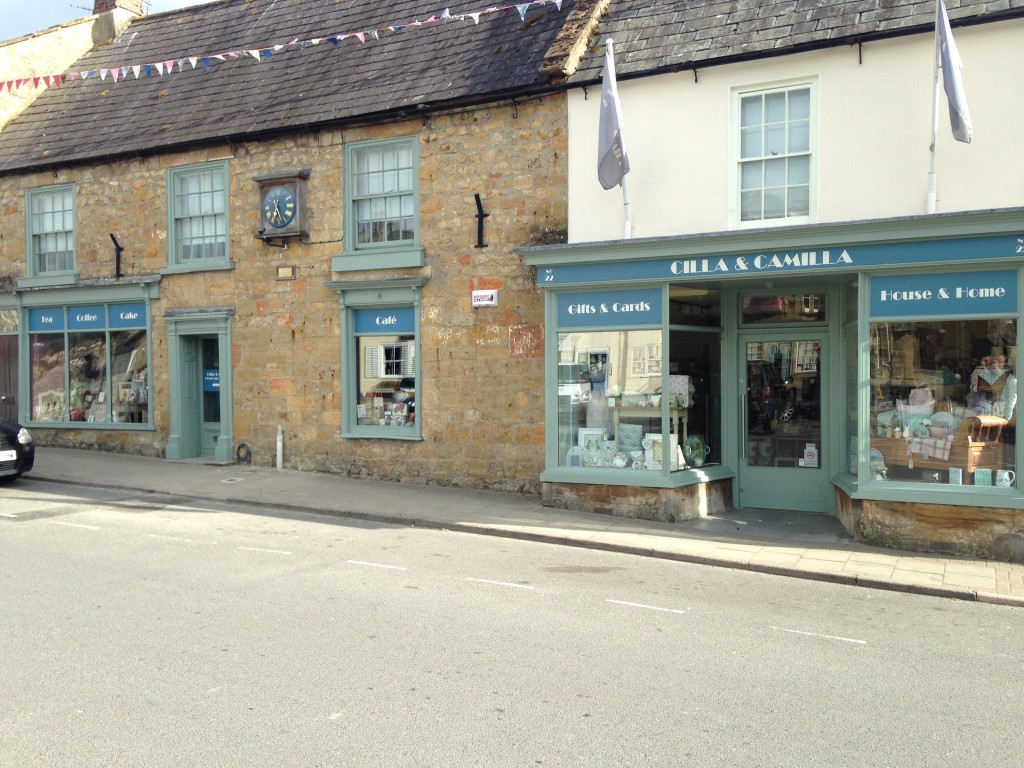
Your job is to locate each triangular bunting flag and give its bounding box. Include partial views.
[247,50,261,60]
[132,65,142,78]
[177,58,186,71]
[121,66,130,78]
[441,8,451,19]
[154,62,164,75]
[469,13,480,23]
[554,0,562,9]
[100,69,109,80]
[516,4,528,20]
[188,57,198,69]
[368,30,379,40]
[164,60,175,72]
[33,77,41,87]
[200,59,211,70]
[355,32,366,43]
[111,69,119,83]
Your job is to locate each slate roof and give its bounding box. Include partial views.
[0,0,576,174]
[568,0,1024,83]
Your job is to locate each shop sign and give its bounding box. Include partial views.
[870,270,1017,317]
[28,308,65,332]
[557,287,661,328]
[67,305,105,330]
[354,307,415,334]
[536,233,1022,286]
[108,303,147,329]
[203,369,220,392]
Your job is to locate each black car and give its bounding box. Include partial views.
[748,361,796,433]
[0,417,34,482]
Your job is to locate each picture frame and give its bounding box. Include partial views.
[644,432,680,470]
[578,428,605,452]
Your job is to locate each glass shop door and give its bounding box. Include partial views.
[737,332,832,513]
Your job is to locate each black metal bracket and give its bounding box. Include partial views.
[110,233,124,278]
[474,193,489,249]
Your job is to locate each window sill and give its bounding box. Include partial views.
[161,260,234,276]
[18,273,78,289]
[341,428,422,441]
[333,247,425,273]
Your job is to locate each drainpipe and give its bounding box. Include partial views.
[276,424,284,470]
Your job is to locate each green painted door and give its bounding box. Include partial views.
[179,336,201,458]
[737,332,833,513]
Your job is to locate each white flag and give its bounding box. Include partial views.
[938,0,972,143]
[597,40,629,190]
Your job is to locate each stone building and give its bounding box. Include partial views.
[0,0,599,492]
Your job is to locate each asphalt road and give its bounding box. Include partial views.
[2,480,1023,767]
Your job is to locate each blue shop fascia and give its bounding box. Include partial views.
[519,208,1024,558]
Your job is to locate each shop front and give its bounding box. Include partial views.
[0,281,159,433]
[521,210,1024,560]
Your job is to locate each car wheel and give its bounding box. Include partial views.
[779,400,795,421]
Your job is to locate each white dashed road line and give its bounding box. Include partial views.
[346,559,407,571]
[771,626,866,644]
[238,546,292,555]
[606,599,690,615]
[466,577,535,590]
[146,534,194,543]
[47,521,100,530]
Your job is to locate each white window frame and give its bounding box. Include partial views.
[730,78,817,229]
[166,160,231,272]
[364,340,417,379]
[26,184,76,278]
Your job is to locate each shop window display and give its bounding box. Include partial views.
[557,329,718,471]
[869,319,1017,486]
[28,304,148,425]
[356,334,417,428]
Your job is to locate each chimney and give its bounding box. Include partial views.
[93,0,144,13]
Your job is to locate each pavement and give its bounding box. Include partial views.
[16,446,1024,607]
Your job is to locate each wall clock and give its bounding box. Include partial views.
[254,170,310,240]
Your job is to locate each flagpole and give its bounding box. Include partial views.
[927,0,941,214]
[622,173,632,239]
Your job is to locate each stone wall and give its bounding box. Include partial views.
[1,94,567,493]
[836,490,1024,563]
[543,480,733,523]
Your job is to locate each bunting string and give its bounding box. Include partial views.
[0,0,564,95]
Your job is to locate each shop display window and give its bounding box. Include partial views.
[110,331,148,423]
[355,333,417,430]
[868,319,1017,487]
[557,329,718,471]
[28,304,149,426]
[742,293,826,325]
[30,334,65,422]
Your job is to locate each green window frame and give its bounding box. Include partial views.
[336,138,424,272]
[735,82,813,226]
[26,184,76,278]
[329,278,426,440]
[166,160,231,273]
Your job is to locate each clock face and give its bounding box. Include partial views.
[263,185,297,229]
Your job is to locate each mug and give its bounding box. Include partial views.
[996,469,1016,488]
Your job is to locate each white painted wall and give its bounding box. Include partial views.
[568,19,1024,243]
